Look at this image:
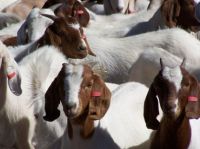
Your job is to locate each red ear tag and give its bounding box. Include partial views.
[76,10,84,15]
[188,96,198,102]
[7,72,16,80]
[91,91,101,97]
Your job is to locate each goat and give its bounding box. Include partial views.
[144,59,200,149]
[0,41,36,149]
[17,44,119,149]
[9,15,95,62]
[17,7,55,45]
[43,63,152,149]
[69,28,200,83]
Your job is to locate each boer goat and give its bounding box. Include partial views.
[9,15,95,62]
[144,59,200,149]
[43,63,152,149]
[0,41,36,149]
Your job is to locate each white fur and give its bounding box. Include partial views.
[48,82,152,149]
[64,64,83,110]
[71,28,200,84]
[162,66,183,92]
[86,0,163,37]
[188,119,200,149]
[17,7,55,45]
[0,41,35,149]
[18,46,69,149]
[0,0,18,11]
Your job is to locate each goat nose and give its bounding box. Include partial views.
[66,102,77,110]
[78,45,86,51]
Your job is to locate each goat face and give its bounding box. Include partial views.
[42,15,95,59]
[43,63,111,122]
[144,59,200,130]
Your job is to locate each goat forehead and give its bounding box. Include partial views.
[162,66,183,92]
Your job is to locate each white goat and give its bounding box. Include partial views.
[71,28,200,83]
[0,41,35,149]
[44,63,152,149]
[17,7,55,45]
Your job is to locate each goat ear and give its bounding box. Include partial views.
[43,76,61,122]
[5,59,22,96]
[144,83,160,130]
[161,0,181,27]
[88,74,111,120]
[185,77,200,119]
[17,21,28,45]
[72,1,90,27]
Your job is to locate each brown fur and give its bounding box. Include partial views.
[144,62,200,149]
[37,15,95,58]
[54,0,90,27]
[161,0,200,31]
[2,36,17,46]
[43,64,111,139]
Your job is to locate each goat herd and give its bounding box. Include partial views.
[1,0,200,149]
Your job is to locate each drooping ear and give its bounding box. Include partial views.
[144,83,160,130]
[4,58,22,96]
[72,1,90,27]
[185,77,200,119]
[17,21,28,45]
[43,75,61,121]
[161,0,181,27]
[88,74,111,120]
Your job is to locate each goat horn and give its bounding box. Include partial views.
[40,14,58,21]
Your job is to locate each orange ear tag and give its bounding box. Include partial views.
[7,72,16,79]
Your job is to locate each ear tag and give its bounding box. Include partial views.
[188,96,198,102]
[91,91,101,97]
[77,10,84,15]
[7,72,16,80]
